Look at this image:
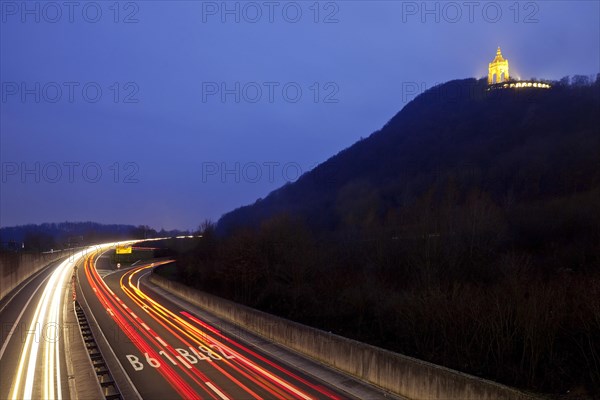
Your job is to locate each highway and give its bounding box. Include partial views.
[0,243,136,400]
[0,257,71,399]
[1,243,392,399]
[78,249,353,399]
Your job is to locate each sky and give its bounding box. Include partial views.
[1,0,599,231]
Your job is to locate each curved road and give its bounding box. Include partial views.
[0,243,135,399]
[1,244,395,399]
[0,257,71,399]
[78,249,355,399]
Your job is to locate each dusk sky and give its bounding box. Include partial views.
[1,1,598,230]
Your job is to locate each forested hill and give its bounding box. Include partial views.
[217,77,600,235]
[176,76,600,395]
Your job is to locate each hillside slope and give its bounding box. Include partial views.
[172,77,600,395]
[218,77,600,234]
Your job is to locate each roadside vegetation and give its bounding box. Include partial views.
[159,77,600,397]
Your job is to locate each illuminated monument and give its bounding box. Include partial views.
[488,47,509,84]
[486,47,551,90]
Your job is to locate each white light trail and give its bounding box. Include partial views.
[9,241,137,400]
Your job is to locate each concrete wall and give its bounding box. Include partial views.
[150,273,541,400]
[0,251,67,300]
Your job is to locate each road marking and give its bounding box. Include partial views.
[155,336,167,347]
[81,250,143,400]
[141,323,150,330]
[205,382,230,400]
[0,259,56,316]
[136,270,152,291]
[176,356,192,369]
[0,273,51,361]
[107,308,114,316]
[131,312,138,319]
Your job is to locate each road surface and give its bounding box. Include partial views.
[78,249,355,400]
[1,243,395,399]
[0,243,136,399]
[0,257,72,399]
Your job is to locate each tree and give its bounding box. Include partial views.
[572,75,591,87]
[197,219,216,236]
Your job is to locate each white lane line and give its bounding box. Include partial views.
[78,250,143,400]
[19,252,75,400]
[136,270,152,291]
[130,312,138,319]
[155,336,167,347]
[0,259,57,316]
[0,274,51,361]
[205,382,230,400]
[177,356,192,369]
[107,308,115,316]
[141,323,150,330]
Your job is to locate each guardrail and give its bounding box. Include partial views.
[74,301,122,400]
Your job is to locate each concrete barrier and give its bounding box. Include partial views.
[0,251,68,300]
[150,273,541,400]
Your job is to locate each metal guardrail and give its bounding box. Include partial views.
[74,301,122,400]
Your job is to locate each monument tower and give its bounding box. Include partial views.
[488,47,510,84]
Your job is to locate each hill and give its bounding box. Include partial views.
[217,77,600,236]
[166,76,600,395]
